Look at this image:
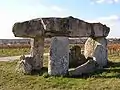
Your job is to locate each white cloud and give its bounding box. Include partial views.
[97,15,119,21]
[0,3,70,39]
[50,6,65,12]
[87,15,120,38]
[91,0,120,4]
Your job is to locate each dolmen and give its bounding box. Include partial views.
[13,16,110,76]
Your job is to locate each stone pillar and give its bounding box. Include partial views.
[84,37,108,67]
[30,37,44,70]
[48,36,69,76]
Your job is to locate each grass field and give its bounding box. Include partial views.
[0,53,120,90]
[0,46,120,90]
[0,48,30,57]
[0,47,49,57]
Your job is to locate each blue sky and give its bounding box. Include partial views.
[0,0,120,38]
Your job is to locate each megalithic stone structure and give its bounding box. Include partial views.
[84,37,108,67]
[48,36,69,76]
[12,16,110,76]
[13,19,46,70]
[30,37,44,70]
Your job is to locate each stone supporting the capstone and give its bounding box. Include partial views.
[48,36,69,76]
[30,37,44,70]
[84,37,108,67]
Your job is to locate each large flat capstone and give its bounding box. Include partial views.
[12,16,110,38]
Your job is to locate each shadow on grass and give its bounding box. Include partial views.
[107,61,120,68]
[67,61,120,79]
[31,67,48,76]
[25,60,120,79]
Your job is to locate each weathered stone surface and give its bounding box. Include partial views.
[92,23,110,37]
[12,16,110,76]
[69,45,87,68]
[30,37,44,70]
[48,37,69,75]
[69,59,98,76]
[16,55,33,74]
[12,19,45,38]
[84,37,108,67]
[68,17,110,37]
[12,16,110,38]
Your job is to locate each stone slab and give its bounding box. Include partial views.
[69,59,97,76]
[48,37,69,76]
[30,37,44,70]
[12,16,110,38]
[84,37,108,67]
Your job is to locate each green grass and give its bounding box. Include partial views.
[0,55,120,90]
[0,48,30,57]
[0,47,49,57]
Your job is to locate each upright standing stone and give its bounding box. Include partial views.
[84,37,108,67]
[48,37,69,76]
[31,37,44,70]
